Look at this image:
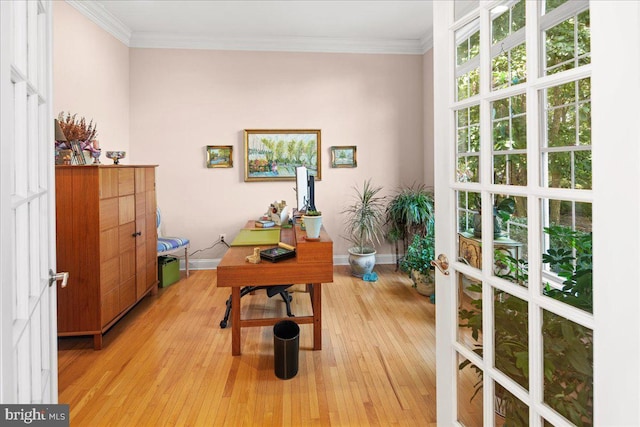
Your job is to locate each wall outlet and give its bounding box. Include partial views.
[219,234,226,243]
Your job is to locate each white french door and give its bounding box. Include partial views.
[0,0,59,403]
[434,1,640,426]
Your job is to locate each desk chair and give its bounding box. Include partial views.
[157,208,190,277]
[219,285,294,328]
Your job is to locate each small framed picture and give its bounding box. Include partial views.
[331,146,357,168]
[206,145,233,168]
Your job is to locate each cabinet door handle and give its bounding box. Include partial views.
[132,231,142,237]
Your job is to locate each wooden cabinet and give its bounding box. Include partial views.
[458,231,523,271]
[55,165,158,349]
[457,232,524,301]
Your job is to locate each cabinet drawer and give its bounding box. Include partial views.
[101,288,119,327]
[120,278,136,310]
[120,249,136,284]
[119,195,135,225]
[100,198,119,231]
[146,260,157,288]
[100,257,119,297]
[99,169,119,199]
[145,168,155,191]
[118,168,135,195]
[100,228,119,263]
[135,168,146,193]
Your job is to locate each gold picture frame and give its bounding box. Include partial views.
[244,129,321,181]
[331,145,357,168]
[206,145,233,168]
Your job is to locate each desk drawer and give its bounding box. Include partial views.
[294,224,333,263]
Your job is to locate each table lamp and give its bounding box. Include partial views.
[54,119,67,143]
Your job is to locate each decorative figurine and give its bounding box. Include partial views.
[245,247,261,264]
[266,200,289,225]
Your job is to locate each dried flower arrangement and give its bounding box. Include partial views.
[56,112,97,149]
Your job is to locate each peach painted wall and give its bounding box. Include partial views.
[129,49,425,265]
[53,1,130,158]
[51,3,431,267]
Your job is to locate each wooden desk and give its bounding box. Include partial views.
[217,220,333,355]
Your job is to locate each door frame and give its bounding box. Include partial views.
[590,1,640,424]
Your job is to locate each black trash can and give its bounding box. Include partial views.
[273,320,300,380]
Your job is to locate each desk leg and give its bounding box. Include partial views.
[311,283,322,350]
[232,286,241,356]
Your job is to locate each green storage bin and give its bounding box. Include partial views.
[158,256,180,288]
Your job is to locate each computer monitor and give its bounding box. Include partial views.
[295,166,316,213]
[295,166,308,212]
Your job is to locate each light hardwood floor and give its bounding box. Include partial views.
[58,265,439,426]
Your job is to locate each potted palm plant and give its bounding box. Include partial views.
[342,179,386,277]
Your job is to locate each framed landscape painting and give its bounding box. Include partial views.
[331,146,357,168]
[206,145,233,168]
[244,129,321,181]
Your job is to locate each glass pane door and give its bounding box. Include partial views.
[434,1,595,426]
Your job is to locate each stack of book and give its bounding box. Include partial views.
[255,220,275,228]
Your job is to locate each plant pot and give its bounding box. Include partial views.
[494,394,507,418]
[411,269,435,296]
[473,212,502,239]
[303,214,322,239]
[347,247,376,277]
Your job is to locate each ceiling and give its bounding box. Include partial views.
[69,0,435,54]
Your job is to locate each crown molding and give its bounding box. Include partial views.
[66,1,430,55]
[66,0,131,46]
[420,33,433,53]
[130,33,426,55]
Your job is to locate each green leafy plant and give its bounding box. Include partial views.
[495,197,516,222]
[305,210,322,216]
[494,251,528,285]
[342,179,386,255]
[400,233,435,277]
[459,225,593,426]
[543,225,593,313]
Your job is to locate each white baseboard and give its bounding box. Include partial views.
[179,253,398,271]
[181,258,220,271]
